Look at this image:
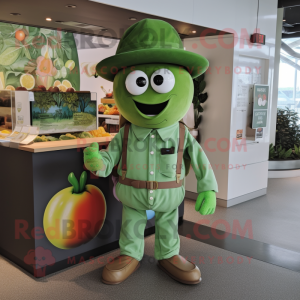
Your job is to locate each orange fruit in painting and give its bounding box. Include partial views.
[5,85,15,91]
[54,80,61,87]
[15,30,25,41]
[38,58,52,74]
[57,84,67,92]
[62,80,72,88]
[43,172,107,249]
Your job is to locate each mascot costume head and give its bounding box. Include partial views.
[96,18,208,128]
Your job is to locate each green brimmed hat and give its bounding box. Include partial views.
[96,19,209,82]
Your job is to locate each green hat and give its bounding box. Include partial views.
[96,19,209,82]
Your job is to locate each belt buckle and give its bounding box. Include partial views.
[147,181,158,190]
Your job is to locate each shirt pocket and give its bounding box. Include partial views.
[159,153,177,178]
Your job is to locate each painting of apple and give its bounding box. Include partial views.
[43,171,106,249]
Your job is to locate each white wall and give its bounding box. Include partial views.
[184,35,234,200]
[77,38,119,107]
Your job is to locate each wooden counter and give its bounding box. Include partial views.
[18,136,114,153]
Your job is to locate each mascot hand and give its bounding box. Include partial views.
[195,191,216,215]
[83,142,104,172]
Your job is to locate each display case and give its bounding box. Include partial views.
[98,98,120,133]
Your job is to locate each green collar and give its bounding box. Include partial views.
[131,122,179,141]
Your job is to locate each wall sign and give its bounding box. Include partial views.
[252,84,269,129]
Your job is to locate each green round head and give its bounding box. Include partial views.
[113,63,193,128]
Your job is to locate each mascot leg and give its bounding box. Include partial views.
[101,205,147,284]
[155,208,202,285]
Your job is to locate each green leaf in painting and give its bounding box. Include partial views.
[48,36,63,60]
[40,28,53,36]
[23,35,34,49]
[0,47,22,66]
[24,47,31,60]
[62,44,72,60]
[8,57,29,72]
[11,24,23,30]
[0,23,14,38]
[24,36,42,60]
[5,71,23,87]
[1,38,21,53]
[0,35,4,52]
[28,26,39,36]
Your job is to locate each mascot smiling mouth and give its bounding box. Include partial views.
[133,100,169,116]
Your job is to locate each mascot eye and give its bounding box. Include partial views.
[150,69,175,93]
[125,70,149,95]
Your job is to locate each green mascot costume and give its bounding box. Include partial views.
[84,19,218,285]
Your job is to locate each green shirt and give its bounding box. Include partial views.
[96,122,218,212]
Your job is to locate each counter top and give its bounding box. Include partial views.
[18,136,114,153]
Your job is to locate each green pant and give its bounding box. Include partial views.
[119,205,180,261]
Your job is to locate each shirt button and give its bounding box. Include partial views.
[151,135,155,138]
[150,171,154,175]
[150,151,154,155]
[150,190,153,193]
[150,197,153,200]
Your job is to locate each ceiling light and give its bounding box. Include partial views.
[283,19,286,22]
[10,13,21,16]
[46,18,52,21]
[66,4,77,8]
[129,17,137,21]
[192,30,196,33]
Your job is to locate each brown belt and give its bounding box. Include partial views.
[119,177,183,190]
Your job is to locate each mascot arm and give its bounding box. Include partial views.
[184,128,218,215]
[84,127,124,177]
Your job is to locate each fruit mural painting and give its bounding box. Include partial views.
[43,172,106,249]
[0,22,79,91]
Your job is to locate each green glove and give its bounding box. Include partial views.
[195,191,216,215]
[83,142,104,172]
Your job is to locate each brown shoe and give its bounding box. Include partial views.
[101,255,140,285]
[158,255,201,285]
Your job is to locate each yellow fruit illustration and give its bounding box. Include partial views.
[57,84,68,92]
[20,74,35,90]
[0,72,5,89]
[65,60,75,71]
[62,80,72,88]
[5,85,15,91]
[54,80,61,87]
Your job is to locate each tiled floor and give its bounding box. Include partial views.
[184,177,300,253]
[1,235,300,300]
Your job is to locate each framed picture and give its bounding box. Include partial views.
[30,92,97,134]
[252,84,269,129]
